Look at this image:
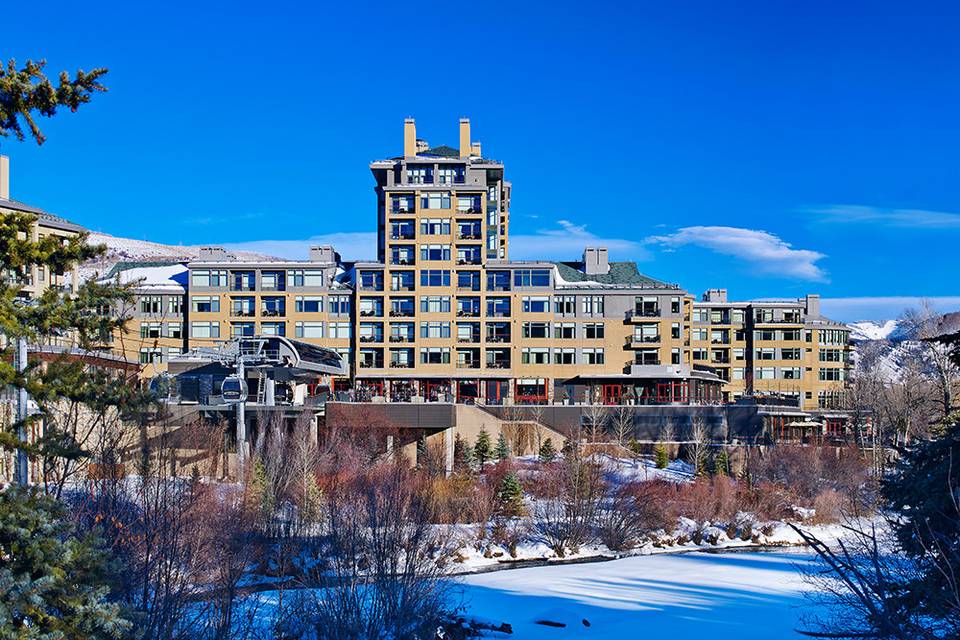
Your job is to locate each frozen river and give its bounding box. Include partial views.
[456,549,820,639]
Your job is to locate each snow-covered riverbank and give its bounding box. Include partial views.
[455,548,818,638]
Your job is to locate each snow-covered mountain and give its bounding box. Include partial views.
[849,319,901,342]
[81,232,279,276]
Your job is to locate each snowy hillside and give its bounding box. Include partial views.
[849,319,900,342]
[81,232,279,276]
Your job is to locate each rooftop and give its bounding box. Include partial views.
[552,261,677,289]
[0,197,85,233]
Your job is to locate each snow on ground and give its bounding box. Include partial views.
[455,549,820,638]
[849,319,900,341]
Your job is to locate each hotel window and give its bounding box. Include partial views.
[295,321,324,338]
[421,192,451,209]
[168,297,183,314]
[554,348,576,365]
[554,295,575,315]
[418,269,449,287]
[328,322,351,339]
[420,244,451,261]
[391,194,415,213]
[359,297,382,316]
[671,348,681,364]
[391,271,415,291]
[819,329,848,345]
[486,271,511,291]
[231,297,255,317]
[456,323,478,342]
[634,296,659,317]
[140,296,162,314]
[420,321,451,339]
[261,296,286,317]
[733,348,745,361]
[189,295,221,318]
[819,348,844,362]
[286,270,321,287]
[521,347,550,364]
[584,323,605,339]
[457,194,482,212]
[756,348,776,360]
[457,297,481,316]
[486,297,511,317]
[167,322,182,339]
[731,309,745,324]
[733,368,745,380]
[554,323,576,339]
[693,308,709,322]
[710,309,727,324]
[456,270,480,291]
[406,165,433,184]
[513,269,551,287]
[583,348,605,365]
[671,297,681,314]
[420,347,450,364]
[782,348,802,360]
[420,296,451,313]
[191,321,220,338]
[635,349,659,365]
[140,322,162,339]
[582,296,604,316]
[261,322,286,337]
[522,322,549,339]
[262,270,287,290]
[692,328,708,341]
[756,367,776,380]
[139,348,163,365]
[190,269,228,288]
[755,308,775,323]
[231,322,255,338]
[671,323,681,339]
[782,329,802,341]
[635,324,659,343]
[692,348,708,360]
[437,166,464,184]
[359,271,383,290]
[420,218,451,235]
[754,329,776,341]
[329,295,351,315]
[782,367,802,380]
[522,296,550,313]
[295,296,324,313]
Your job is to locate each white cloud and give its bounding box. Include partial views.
[224,232,378,262]
[820,296,960,322]
[647,226,827,281]
[510,220,648,261]
[811,204,960,229]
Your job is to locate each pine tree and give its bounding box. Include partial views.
[496,472,524,517]
[627,437,643,456]
[494,432,510,461]
[474,428,492,468]
[713,448,730,476]
[454,433,475,473]
[0,486,130,638]
[655,443,669,469]
[539,437,557,463]
[1,58,108,144]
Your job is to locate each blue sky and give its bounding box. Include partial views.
[4,0,958,321]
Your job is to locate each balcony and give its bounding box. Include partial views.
[360,309,383,318]
[630,308,660,320]
[230,309,255,318]
[457,309,480,318]
[457,257,482,266]
[389,335,414,343]
[390,258,415,267]
[458,231,482,240]
[391,283,415,292]
[486,360,511,369]
[627,335,660,346]
[359,335,384,343]
[359,361,384,369]
[390,361,414,369]
[390,309,415,318]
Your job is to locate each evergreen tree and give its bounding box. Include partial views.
[0,486,130,638]
[654,443,669,469]
[1,58,107,144]
[453,433,475,473]
[627,437,643,456]
[474,428,492,468]
[494,432,510,461]
[496,472,524,517]
[713,448,730,476]
[539,437,557,463]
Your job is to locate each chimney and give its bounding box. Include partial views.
[197,246,233,261]
[702,288,727,303]
[403,118,417,157]
[0,155,9,200]
[309,245,337,263]
[459,118,471,158]
[583,246,609,275]
[805,294,821,318]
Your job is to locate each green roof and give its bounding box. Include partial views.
[418,145,460,159]
[552,261,674,288]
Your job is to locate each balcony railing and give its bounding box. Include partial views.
[389,335,414,343]
[359,335,384,343]
[359,309,383,317]
[230,309,255,317]
[486,361,511,369]
[390,310,415,318]
[457,309,480,317]
[485,335,510,343]
[390,362,414,369]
